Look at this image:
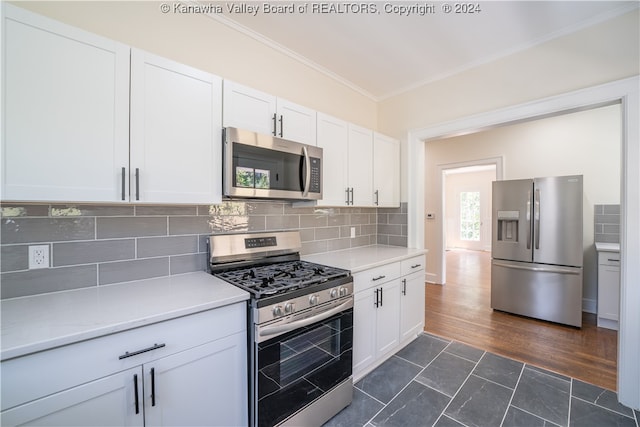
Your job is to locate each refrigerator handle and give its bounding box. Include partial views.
[526,190,531,249]
[534,188,541,249]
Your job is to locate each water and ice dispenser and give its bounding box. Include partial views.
[496,211,520,242]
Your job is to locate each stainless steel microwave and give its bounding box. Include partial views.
[222,127,323,201]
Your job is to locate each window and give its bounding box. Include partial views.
[460,191,480,241]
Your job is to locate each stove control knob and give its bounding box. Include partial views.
[284,302,295,314]
[339,287,349,297]
[309,294,319,306]
[330,288,338,299]
[272,305,284,317]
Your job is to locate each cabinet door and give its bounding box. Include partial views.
[373,133,400,208]
[316,113,349,206]
[222,81,276,135]
[0,367,143,427]
[348,124,374,206]
[2,4,130,202]
[598,265,620,321]
[130,49,222,204]
[400,272,426,342]
[276,98,317,145]
[143,332,247,427]
[375,281,401,358]
[353,289,377,377]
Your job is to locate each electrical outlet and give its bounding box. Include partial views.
[350,227,356,238]
[28,245,49,269]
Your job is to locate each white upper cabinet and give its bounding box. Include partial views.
[276,98,317,145]
[1,5,223,204]
[347,124,374,206]
[223,81,316,145]
[1,4,130,202]
[317,115,394,208]
[373,133,400,207]
[316,113,349,206]
[130,49,222,204]
[222,81,276,136]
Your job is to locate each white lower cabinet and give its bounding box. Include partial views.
[352,255,426,380]
[400,271,427,343]
[1,367,142,427]
[597,250,620,330]
[1,304,248,427]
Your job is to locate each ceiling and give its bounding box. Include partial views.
[209,1,638,100]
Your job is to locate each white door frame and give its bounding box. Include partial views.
[407,76,639,409]
[437,159,502,284]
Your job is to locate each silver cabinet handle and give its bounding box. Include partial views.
[411,264,422,269]
[279,114,284,137]
[272,113,277,136]
[349,187,354,205]
[374,190,379,205]
[372,275,386,281]
[345,188,350,205]
[402,278,407,295]
[121,167,126,201]
[135,168,140,201]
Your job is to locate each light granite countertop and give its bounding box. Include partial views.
[303,245,428,273]
[0,272,249,361]
[595,242,621,253]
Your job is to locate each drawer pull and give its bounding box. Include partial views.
[402,278,407,295]
[119,343,166,360]
[133,374,140,414]
[372,275,386,281]
[607,258,619,262]
[151,367,156,406]
[411,264,422,269]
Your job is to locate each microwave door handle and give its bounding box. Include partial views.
[302,146,311,197]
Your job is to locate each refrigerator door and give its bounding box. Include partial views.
[491,259,583,327]
[492,179,533,263]
[533,176,583,267]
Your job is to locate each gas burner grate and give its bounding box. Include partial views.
[214,260,348,299]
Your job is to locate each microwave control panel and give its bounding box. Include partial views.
[310,158,321,193]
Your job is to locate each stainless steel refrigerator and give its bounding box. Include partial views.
[491,175,583,327]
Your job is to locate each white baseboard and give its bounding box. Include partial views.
[582,298,597,314]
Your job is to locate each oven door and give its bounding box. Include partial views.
[253,299,353,427]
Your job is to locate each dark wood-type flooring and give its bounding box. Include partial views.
[424,249,618,391]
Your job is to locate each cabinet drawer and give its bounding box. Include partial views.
[401,255,425,276]
[1,302,246,411]
[598,252,620,267]
[353,262,401,293]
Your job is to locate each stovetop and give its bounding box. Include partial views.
[214,260,349,300]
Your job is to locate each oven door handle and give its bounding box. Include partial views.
[258,299,353,340]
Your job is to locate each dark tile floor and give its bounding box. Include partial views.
[324,333,639,427]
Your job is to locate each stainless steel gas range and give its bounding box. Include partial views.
[209,231,353,427]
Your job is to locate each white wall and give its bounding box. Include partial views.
[12,1,377,130]
[425,104,621,307]
[378,8,638,202]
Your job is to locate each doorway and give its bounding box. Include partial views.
[443,165,496,253]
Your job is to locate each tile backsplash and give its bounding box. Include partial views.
[594,204,620,244]
[1,201,408,299]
